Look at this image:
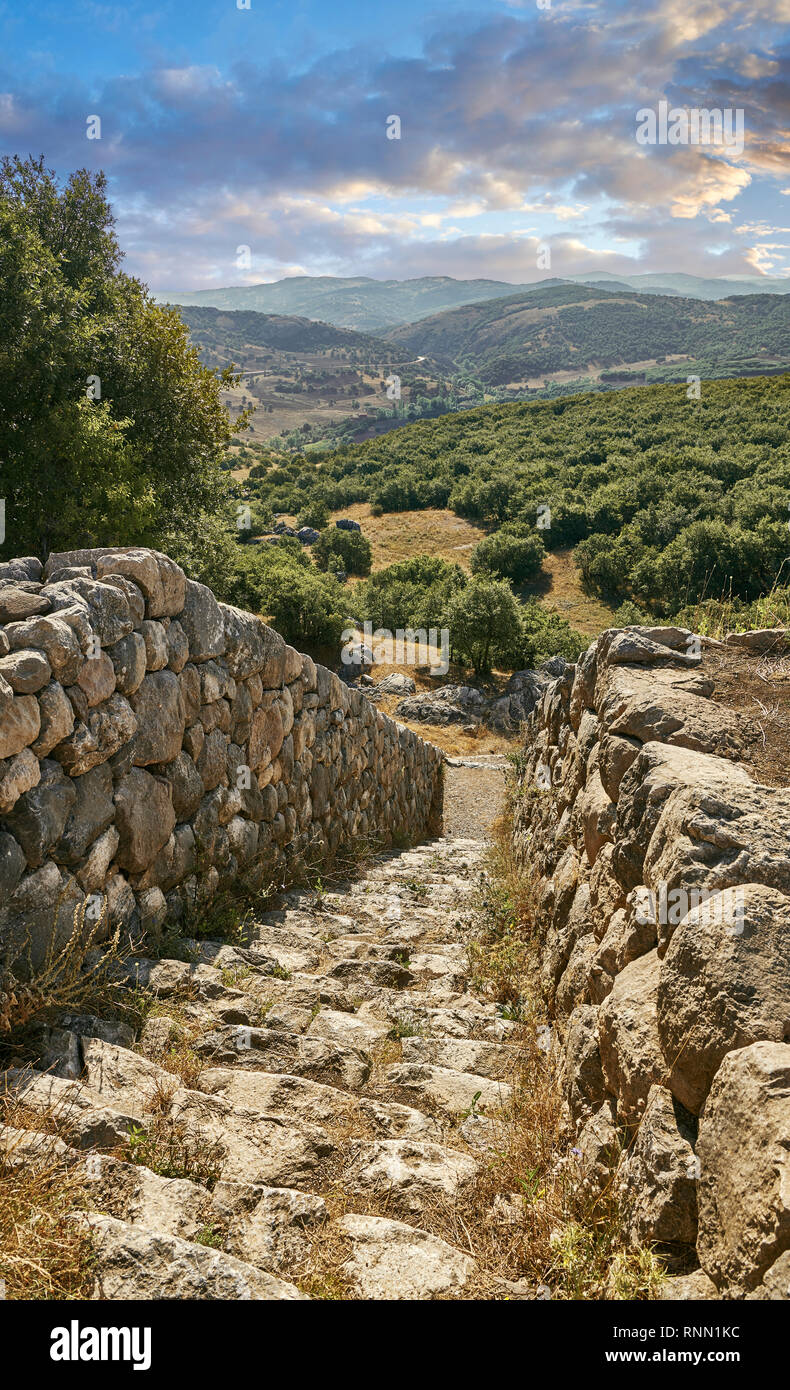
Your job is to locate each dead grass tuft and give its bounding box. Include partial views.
[0,1099,96,1300]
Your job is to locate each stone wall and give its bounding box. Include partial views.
[0,548,443,962]
[513,625,790,1300]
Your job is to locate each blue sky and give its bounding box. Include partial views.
[1,0,788,292]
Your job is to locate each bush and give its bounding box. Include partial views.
[296,499,330,530]
[443,576,525,677]
[361,556,466,631]
[471,528,545,584]
[313,525,372,576]
[519,600,586,667]
[227,544,348,647]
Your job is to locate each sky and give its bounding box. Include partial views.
[0,0,788,293]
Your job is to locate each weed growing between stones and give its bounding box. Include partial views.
[124,1117,224,1190]
[0,895,130,1063]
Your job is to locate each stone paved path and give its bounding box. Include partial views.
[2,818,530,1300]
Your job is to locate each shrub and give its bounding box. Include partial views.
[471,528,545,584]
[313,525,372,576]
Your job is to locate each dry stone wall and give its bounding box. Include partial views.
[0,548,443,963]
[513,625,790,1300]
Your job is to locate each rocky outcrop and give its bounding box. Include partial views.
[396,662,563,733]
[0,549,443,963]
[513,624,790,1298]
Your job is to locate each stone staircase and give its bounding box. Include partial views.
[2,834,531,1301]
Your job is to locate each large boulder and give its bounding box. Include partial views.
[179,580,225,662]
[114,769,176,874]
[31,682,74,757]
[598,950,665,1125]
[613,742,753,892]
[3,615,83,686]
[697,1041,790,1297]
[45,576,138,645]
[0,692,40,759]
[51,693,137,776]
[617,1084,698,1247]
[129,671,185,766]
[95,549,185,618]
[3,760,77,867]
[596,665,750,761]
[220,604,285,685]
[657,884,790,1114]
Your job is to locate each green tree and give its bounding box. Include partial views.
[443,576,524,677]
[471,528,544,584]
[0,156,242,560]
[313,525,372,576]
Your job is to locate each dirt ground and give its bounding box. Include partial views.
[442,763,508,840]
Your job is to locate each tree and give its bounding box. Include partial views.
[443,576,524,677]
[361,555,466,631]
[471,528,544,584]
[0,156,243,561]
[313,525,372,576]
[228,543,348,647]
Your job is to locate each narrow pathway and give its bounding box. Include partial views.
[3,765,527,1300]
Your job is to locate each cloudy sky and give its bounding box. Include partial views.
[1,0,788,291]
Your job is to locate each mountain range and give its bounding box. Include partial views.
[160,272,790,333]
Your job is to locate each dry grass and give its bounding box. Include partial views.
[0,1098,96,1300]
[523,547,618,638]
[0,896,132,1063]
[304,503,489,574]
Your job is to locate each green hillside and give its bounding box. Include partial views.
[178,305,400,356]
[384,285,790,386]
[240,374,790,617]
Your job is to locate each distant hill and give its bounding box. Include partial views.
[159,272,790,333]
[383,284,790,386]
[179,305,400,357]
[177,305,441,451]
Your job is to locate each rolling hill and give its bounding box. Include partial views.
[160,271,790,332]
[178,305,446,449]
[383,284,790,386]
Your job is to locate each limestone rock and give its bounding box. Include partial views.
[220,603,284,684]
[657,883,790,1114]
[52,692,137,776]
[696,1041,790,1297]
[129,670,185,766]
[107,632,147,696]
[0,648,51,694]
[343,1138,478,1219]
[114,768,176,873]
[337,1214,475,1300]
[179,580,226,662]
[31,681,75,757]
[598,950,665,1125]
[0,693,40,759]
[617,1084,698,1247]
[0,748,40,815]
[83,1213,307,1299]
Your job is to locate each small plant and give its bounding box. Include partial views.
[124,1120,224,1190]
[194,1224,225,1249]
[0,894,130,1060]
